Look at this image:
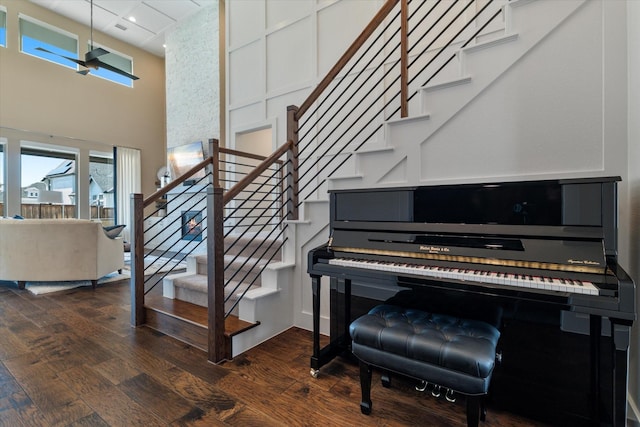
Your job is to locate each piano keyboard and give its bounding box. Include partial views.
[328,258,599,295]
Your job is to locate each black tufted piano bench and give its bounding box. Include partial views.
[349,304,501,427]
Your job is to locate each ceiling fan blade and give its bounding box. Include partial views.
[35,47,88,68]
[77,69,90,76]
[94,59,140,80]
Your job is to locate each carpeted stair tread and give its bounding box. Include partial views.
[194,254,269,276]
[172,273,256,300]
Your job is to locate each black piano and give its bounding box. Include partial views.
[308,176,636,426]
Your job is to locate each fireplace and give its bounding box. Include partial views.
[181,210,203,241]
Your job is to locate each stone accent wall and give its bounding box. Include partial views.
[166,3,220,153]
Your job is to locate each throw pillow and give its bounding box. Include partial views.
[13,215,24,220]
[103,224,126,239]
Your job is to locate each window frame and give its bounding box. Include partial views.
[20,144,79,217]
[18,13,79,70]
[87,41,135,87]
[0,6,7,48]
[0,140,5,215]
[89,152,115,224]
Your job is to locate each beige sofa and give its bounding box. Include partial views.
[0,219,124,289]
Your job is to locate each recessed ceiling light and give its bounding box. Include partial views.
[128,16,136,23]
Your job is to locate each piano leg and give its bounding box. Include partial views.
[611,321,632,427]
[590,315,632,427]
[590,315,601,424]
[311,274,321,377]
[310,275,353,377]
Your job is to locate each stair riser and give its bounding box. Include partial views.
[174,286,241,316]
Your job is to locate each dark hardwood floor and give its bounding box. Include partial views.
[0,279,551,426]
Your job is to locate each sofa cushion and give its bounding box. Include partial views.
[103,224,126,239]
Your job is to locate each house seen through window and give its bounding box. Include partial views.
[21,147,76,218]
[19,149,115,222]
[89,154,115,225]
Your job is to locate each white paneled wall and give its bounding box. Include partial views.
[226,0,382,150]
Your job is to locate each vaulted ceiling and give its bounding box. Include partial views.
[29,0,216,57]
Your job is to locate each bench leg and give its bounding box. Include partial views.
[466,395,480,427]
[359,361,372,415]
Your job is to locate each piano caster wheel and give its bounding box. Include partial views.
[431,385,442,398]
[416,380,428,392]
[310,368,319,378]
[445,389,456,403]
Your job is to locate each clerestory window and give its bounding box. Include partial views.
[0,7,6,48]
[19,14,78,70]
[87,43,135,87]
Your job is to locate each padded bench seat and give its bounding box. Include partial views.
[350,304,501,426]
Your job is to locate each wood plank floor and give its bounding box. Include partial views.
[0,279,553,426]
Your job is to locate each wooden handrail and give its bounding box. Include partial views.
[220,146,285,164]
[223,140,293,205]
[143,156,214,208]
[295,0,400,120]
[141,141,287,208]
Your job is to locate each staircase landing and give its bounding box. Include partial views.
[144,287,258,354]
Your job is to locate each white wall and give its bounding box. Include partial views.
[226,0,381,151]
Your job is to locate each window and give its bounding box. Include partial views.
[89,153,115,225]
[0,7,6,48]
[21,147,76,219]
[19,15,78,70]
[88,43,135,87]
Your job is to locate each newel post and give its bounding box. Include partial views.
[286,105,299,220]
[207,139,227,362]
[400,0,409,118]
[130,193,145,326]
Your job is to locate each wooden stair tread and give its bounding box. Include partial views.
[145,292,258,336]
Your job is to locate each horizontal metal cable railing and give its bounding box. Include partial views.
[217,143,290,317]
[131,0,508,363]
[292,0,506,204]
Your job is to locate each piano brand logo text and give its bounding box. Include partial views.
[419,245,450,253]
[567,259,600,266]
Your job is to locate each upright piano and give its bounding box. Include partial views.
[308,176,635,426]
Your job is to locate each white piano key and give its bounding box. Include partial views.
[327,258,600,296]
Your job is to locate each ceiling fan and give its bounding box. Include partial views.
[36,0,139,80]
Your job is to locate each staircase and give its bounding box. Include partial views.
[131,0,591,362]
[162,234,282,315]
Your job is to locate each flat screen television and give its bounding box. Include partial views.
[167,141,206,185]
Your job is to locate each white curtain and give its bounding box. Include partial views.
[115,146,141,242]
